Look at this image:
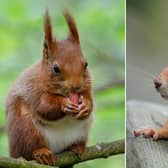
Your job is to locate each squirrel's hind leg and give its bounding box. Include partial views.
[7,102,55,165]
[65,140,87,158]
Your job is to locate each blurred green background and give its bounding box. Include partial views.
[127,0,168,104]
[0,0,125,167]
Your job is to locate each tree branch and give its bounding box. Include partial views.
[0,139,124,168]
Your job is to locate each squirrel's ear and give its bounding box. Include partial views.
[43,9,56,58]
[63,11,79,44]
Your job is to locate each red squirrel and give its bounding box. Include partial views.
[134,67,168,140]
[5,10,93,166]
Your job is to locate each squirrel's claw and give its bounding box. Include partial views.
[32,148,55,166]
[67,142,86,159]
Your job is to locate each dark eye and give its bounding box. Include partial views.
[84,62,88,69]
[53,64,61,74]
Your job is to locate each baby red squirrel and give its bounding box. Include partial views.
[134,67,168,140]
[5,10,93,166]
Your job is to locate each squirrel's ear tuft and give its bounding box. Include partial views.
[63,11,79,44]
[43,9,56,59]
[44,10,54,48]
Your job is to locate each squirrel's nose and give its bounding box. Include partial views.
[71,86,81,92]
[154,79,162,89]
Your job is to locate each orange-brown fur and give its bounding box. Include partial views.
[5,10,93,166]
[66,140,86,157]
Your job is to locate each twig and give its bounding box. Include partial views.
[0,139,124,168]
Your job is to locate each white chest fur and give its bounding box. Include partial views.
[37,114,93,153]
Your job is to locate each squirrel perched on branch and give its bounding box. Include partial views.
[5,10,93,166]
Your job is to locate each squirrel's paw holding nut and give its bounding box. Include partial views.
[32,148,56,166]
[62,100,79,115]
[133,128,159,140]
[75,99,90,119]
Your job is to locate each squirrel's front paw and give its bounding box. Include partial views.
[75,98,91,119]
[133,128,159,140]
[32,148,55,166]
[62,99,79,115]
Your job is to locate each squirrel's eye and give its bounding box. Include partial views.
[53,64,61,74]
[84,62,88,69]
